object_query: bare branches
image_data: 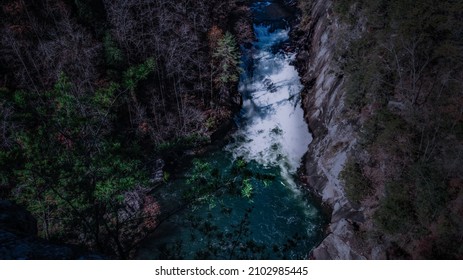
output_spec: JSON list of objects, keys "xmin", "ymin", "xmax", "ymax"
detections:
[{"xmin": 1, "ymin": 0, "xmax": 101, "ymax": 94}]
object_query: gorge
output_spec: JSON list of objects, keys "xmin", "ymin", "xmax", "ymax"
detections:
[
  {"xmin": 136, "ymin": 0, "xmax": 327, "ymax": 260},
  {"xmin": 1, "ymin": 0, "xmax": 462, "ymax": 260}
]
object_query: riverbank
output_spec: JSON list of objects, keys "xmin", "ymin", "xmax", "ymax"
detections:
[
  {"xmin": 135, "ymin": 0, "xmax": 327, "ymax": 260},
  {"xmin": 0, "ymin": 0, "xmax": 253, "ymax": 259}
]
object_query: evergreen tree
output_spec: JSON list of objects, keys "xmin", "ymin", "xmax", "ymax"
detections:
[{"xmin": 212, "ymin": 32, "xmax": 241, "ymax": 103}]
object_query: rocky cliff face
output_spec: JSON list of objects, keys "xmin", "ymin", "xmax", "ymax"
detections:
[
  {"xmin": 295, "ymin": 0, "xmax": 463, "ymax": 260},
  {"xmin": 294, "ymin": 0, "xmax": 378, "ymax": 260}
]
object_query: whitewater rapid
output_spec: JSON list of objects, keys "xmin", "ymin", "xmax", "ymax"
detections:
[{"xmin": 226, "ymin": 25, "xmax": 312, "ymax": 191}]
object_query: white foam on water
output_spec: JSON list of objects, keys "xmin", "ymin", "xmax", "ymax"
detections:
[{"xmin": 227, "ymin": 25, "xmax": 312, "ymax": 192}]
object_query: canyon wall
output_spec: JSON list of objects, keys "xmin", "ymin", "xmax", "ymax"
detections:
[
  {"xmin": 294, "ymin": 0, "xmax": 379, "ymax": 259},
  {"xmin": 294, "ymin": 0, "xmax": 463, "ymax": 260}
]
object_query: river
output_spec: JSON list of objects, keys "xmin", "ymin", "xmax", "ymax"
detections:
[{"xmin": 136, "ymin": 0, "xmax": 326, "ymax": 260}]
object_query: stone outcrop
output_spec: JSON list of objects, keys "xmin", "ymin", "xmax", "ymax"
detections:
[{"xmin": 294, "ymin": 0, "xmax": 372, "ymax": 259}]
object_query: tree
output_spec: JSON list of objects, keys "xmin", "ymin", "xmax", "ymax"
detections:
[
  {"xmin": 0, "ymin": 70, "xmax": 160, "ymax": 258},
  {"xmin": 212, "ymin": 32, "xmax": 241, "ymax": 105}
]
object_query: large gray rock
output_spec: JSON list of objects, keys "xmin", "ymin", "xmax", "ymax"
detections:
[{"xmin": 294, "ymin": 0, "xmax": 376, "ymax": 259}]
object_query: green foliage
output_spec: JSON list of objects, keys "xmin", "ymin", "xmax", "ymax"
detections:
[
  {"xmin": 186, "ymin": 160, "xmax": 216, "ymax": 186},
  {"xmin": 212, "ymin": 32, "xmax": 241, "ymax": 99},
  {"xmin": 163, "ymin": 171, "xmax": 170, "ymax": 183},
  {"xmin": 335, "ymin": 0, "xmax": 463, "ymax": 112},
  {"xmin": 340, "ymin": 35, "xmax": 392, "ymax": 110},
  {"xmin": 185, "ymin": 159, "xmax": 221, "ymax": 205},
  {"xmin": 241, "ymin": 178, "xmax": 253, "ymax": 199},
  {"xmin": 123, "ymin": 58, "xmax": 156, "ymax": 91},
  {"xmin": 103, "ymin": 33, "xmax": 125, "ymax": 68},
  {"xmin": 93, "ymin": 149, "xmax": 147, "ymax": 203},
  {"xmin": 423, "ymin": 212, "xmax": 463, "ymax": 259},
  {"xmin": 214, "ymin": 32, "xmax": 240, "ymax": 82},
  {"xmin": 334, "ymin": 0, "xmax": 351, "ymax": 16},
  {"xmin": 12, "ymin": 90, "xmax": 28, "ymax": 108},
  {"xmin": 182, "ymin": 158, "xmax": 277, "ymax": 208},
  {"xmin": 2, "ymin": 73, "xmax": 150, "ymax": 256},
  {"xmin": 53, "ymin": 73, "xmax": 76, "ymax": 118},
  {"xmin": 374, "ymin": 162, "xmax": 451, "ymax": 235},
  {"xmin": 409, "ymin": 162, "xmax": 448, "ymax": 225},
  {"xmin": 234, "ymin": 157, "xmax": 247, "ymax": 170},
  {"xmin": 344, "ymin": 0, "xmax": 462, "ymax": 248},
  {"xmin": 340, "ymin": 159, "xmax": 372, "ymax": 203},
  {"xmin": 377, "ymin": 112, "xmax": 409, "ymax": 146},
  {"xmin": 93, "ymin": 82, "xmax": 120, "ymax": 108},
  {"xmin": 360, "ymin": 109, "xmax": 409, "ymax": 148},
  {"xmin": 155, "ymin": 134, "xmax": 209, "ymax": 154},
  {"xmin": 333, "ymin": 0, "xmax": 359, "ymax": 24},
  {"xmin": 205, "ymin": 117, "xmax": 216, "ymax": 130},
  {"xmin": 374, "ymin": 181, "xmax": 415, "ymax": 234}
]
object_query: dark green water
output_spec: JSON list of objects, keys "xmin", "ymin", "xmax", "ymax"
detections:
[{"xmin": 136, "ymin": 0, "xmax": 326, "ymax": 260}]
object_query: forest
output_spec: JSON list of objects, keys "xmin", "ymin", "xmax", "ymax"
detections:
[
  {"xmin": 1, "ymin": 0, "xmax": 462, "ymax": 260},
  {"xmin": 322, "ymin": 0, "xmax": 462, "ymax": 258},
  {"xmin": 0, "ymin": 0, "xmax": 249, "ymax": 258}
]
